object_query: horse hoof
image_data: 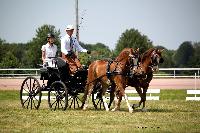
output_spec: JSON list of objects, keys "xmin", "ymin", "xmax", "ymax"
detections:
[
  {"xmin": 132, "ymin": 104, "xmax": 139, "ymax": 109},
  {"xmin": 141, "ymin": 108, "xmax": 147, "ymax": 112},
  {"xmin": 82, "ymin": 105, "xmax": 88, "ymax": 110},
  {"xmin": 132, "ymin": 104, "xmax": 136, "ymax": 109},
  {"xmin": 111, "ymin": 108, "xmax": 116, "ymax": 112},
  {"xmin": 129, "ymin": 109, "xmax": 133, "ymax": 113}
]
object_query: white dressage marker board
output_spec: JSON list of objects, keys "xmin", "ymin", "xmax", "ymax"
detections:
[
  {"xmin": 124, "ymin": 89, "xmax": 160, "ymax": 101},
  {"xmin": 186, "ymin": 90, "xmax": 200, "ymax": 101},
  {"xmin": 101, "ymin": 89, "xmax": 160, "ymax": 101}
]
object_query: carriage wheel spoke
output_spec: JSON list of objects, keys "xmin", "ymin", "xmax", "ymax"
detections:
[
  {"xmin": 54, "ymin": 102, "xmax": 58, "ymax": 111},
  {"xmin": 96, "ymin": 99, "xmax": 101, "ymax": 106},
  {"xmin": 23, "ymin": 88, "xmax": 29, "ymax": 94},
  {"xmin": 57, "ymin": 100, "xmax": 59, "ymax": 109},
  {"xmin": 31, "ymin": 80, "xmax": 36, "ymax": 91},
  {"xmin": 100, "ymin": 101, "xmax": 102, "ymax": 109},
  {"xmin": 69, "ymin": 98, "xmax": 74, "ymax": 108},
  {"xmin": 51, "ymin": 100, "xmax": 57, "ymax": 107},
  {"xmin": 33, "ymin": 99, "xmax": 37, "ymax": 108},
  {"xmin": 33, "ymin": 96, "xmax": 39, "ymax": 102},
  {"xmin": 25, "ymin": 82, "xmax": 30, "ymax": 91},
  {"xmin": 29, "ymin": 79, "xmax": 32, "ymax": 92},
  {"xmin": 76, "ymin": 97, "xmax": 80, "ymax": 108},
  {"xmin": 26, "ymin": 97, "xmax": 31, "ymax": 109},
  {"xmin": 59, "ymin": 100, "xmax": 64, "ymax": 109},
  {"xmin": 30, "ymin": 98, "xmax": 33, "ymax": 109},
  {"xmin": 23, "ymin": 96, "xmax": 30, "ymax": 105}
]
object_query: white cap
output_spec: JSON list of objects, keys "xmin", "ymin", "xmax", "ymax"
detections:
[{"xmin": 66, "ymin": 25, "xmax": 74, "ymax": 31}]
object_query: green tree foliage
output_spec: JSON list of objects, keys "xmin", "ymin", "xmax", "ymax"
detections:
[
  {"xmin": 79, "ymin": 42, "xmax": 111, "ymax": 65},
  {"xmin": 188, "ymin": 42, "xmax": 200, "ymax": 67},
  {"xmin": 0, "ymin": 51, "xmax": 20, "ymax": 68},
  {"xmin": 115, "ymin": 28, "xmax": 153, "ymax": 55},
  {"xmin": 173, "ymin": 41, "xmax": 194, "ymax": 67},
  {"xmin": 27, "ymin": 24, "xmax": 61, "ymax": 67},
  {"xmin": 155, "ymin": 46, "xmax": 175, "ymax": 67}
]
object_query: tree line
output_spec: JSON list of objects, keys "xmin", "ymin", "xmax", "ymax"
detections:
[{"xmin": 0, "ymin": 24, "xmax": 200, "ymax": 69}]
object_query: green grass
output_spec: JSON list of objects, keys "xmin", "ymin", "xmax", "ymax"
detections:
[{"xmin": 0, "ymin": 90, "xmax": 200, "ymax": 133}]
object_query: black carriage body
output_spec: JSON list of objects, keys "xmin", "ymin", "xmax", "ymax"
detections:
[
  {"xmin": 56, "ymin": 57, "xmax": 88, "ymax": 94},
  {"xmin": 40, "ymin": 57, "xmax": 88, "ymax": 94},
  {"xmin": 20, "ymin": 57, "xmax": 105, "ymax": 110}
]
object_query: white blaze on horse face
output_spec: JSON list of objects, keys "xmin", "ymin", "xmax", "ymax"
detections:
[{"xmin": 133, "ymin": 58, "xmax": 138, "ymax": 67}]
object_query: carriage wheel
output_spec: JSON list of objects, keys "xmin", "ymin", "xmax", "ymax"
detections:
[
  {"xmin": 68, "ymin": 93, "xmax": 83, "ymax": 109},
  {"xmin": 48, "ymin": 81, "xmax": 68, "ymax": 111},
  {"xmin": 20, "ymin": 76, "xmax": 42, "ymax": 109}
]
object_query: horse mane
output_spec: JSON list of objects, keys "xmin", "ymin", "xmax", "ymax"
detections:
[
  {"xmin": 141, "ymin": 48, "xmax": 155, "ymax": 63},
  {"xmin": 115, "ymin": 48, "xmax": 133, "ymax": 62}
]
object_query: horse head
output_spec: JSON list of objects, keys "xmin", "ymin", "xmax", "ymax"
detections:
[
  {"xmin": 149, "ymin": 48, "xmax": 164, "ymax": 72},
  {"xmin": 115, "ymin": 48, "xmax": 140, "ymax": 71},
  {"xmin": 133, "ymin": 48, "xmax": 164, "ymax": 75}
]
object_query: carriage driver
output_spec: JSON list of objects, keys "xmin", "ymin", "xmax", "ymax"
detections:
[
  {"xmin": 61, "ymin": 24, "xmax": 90, "ymax": 74},
  {"xmin": 41, "ymin": 33, "xmax": 58, "ymax": 67}
]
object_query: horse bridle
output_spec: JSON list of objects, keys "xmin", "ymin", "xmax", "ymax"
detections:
[{"xmin": 149, "ymin": 50, "xmax": 163, "ymax": 72}]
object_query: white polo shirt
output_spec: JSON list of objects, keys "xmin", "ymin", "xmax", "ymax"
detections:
[
  {"xmin": 41, "ymin": 43, "xmax": 57, "ymax": 67},
  {"xmin": 60, "ymin": 34, "xmax": 87, "ymax": 55}
]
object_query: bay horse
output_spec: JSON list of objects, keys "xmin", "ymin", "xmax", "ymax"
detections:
[
  {"xmin": 127, "ymin": 48, "xmax": 164, "ymax": 111},
  {"xmin": 82, "ymin": 48, "xmax": 139, "ymax": 113}
]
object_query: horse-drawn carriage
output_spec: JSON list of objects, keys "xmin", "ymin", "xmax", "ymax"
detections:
[
  {"xmin": 20, "ymin": 57, "xmax": 106, "ymax": 110},
  {"xmin": 20, "ymin": 48, "xmax": 164, "ymax": 112}
]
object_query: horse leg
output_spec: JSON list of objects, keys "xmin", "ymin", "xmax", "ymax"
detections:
[
  {"xmin": 141, "ymin": 88, "xmax": 147, "ymax": 112},
  {"xmin": 82, "ymin": 84, "xmax": 94, "ymax": 110},
  {"xmin": 123, "ymin": 93, "xmax": 133, "ymax": 113},
  {"xmin": 132, "ymin": 87, "xmax": 143, "ymax": 109},
  {"xmin": 108, "ymin": 84, "xmax": 115, "ymax": 108},
  {"xmin": 101, "ymin": 83, "xmax": 110, "ymax": 111},
  {"xmin": 112, "ymin": 88, "xmax": 133, "ymax": 113},
  {"xmin": 111, "ymin": 90, "xmax": 120, "ymax": 112}
]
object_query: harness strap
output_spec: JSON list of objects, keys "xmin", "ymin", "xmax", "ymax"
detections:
[{"xmin": 106, "ymin": 60, "xmax": 113, "ymax": 78}]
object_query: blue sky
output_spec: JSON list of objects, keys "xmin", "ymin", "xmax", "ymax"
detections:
[{"xmin": 0, "ymin": 0, "xmax": 200, "ymax": 50}]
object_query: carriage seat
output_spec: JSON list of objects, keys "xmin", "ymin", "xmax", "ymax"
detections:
[
  {"xmin": 40, "ymin": 67, "xmax": 49, "ymax": 80},
  {"xmin": 55, "ymin": 57, "xmax": 70, "ymax": 81},
  {"xmin": 40, "ymin": 67, "xmax": 59, "ymax": 80}
]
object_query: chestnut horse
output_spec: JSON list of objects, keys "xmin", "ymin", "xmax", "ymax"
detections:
[
  {"xmin": 127, "ymin": 48, "xmax": 164, "ymax": 111},
  {"xmin": 82, "ymin": 48, "xmax": 139, "ymax": 113}
]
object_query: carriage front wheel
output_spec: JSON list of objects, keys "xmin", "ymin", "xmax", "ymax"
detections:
[
  {"xmin": 48, "ymin": 81, "xmax": 68, "ymax": 111},
  {"xmin": 20, "ymin": 76, "xmax": 42, "ymax": 109}
]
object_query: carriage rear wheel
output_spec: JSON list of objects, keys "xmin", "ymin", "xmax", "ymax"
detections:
[
  {"xmin": 48, "ymin": 81, "xmax": 68, "ymax": 111},
  {"xmin": 20, "ymin": 76, "xmax": 42, "ymax": 109}
]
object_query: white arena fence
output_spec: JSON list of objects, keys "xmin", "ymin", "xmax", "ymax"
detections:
[
  {"xmin": 96, "ymin": 88, "xmax": 161, "ymax": 101},
  {"xmin": 23, "ymin": 88, "xmax": 160, "ymax": 101},
  {"xmin": 0, "ymin": 68, "xmax": 200, "ymax": 78}
]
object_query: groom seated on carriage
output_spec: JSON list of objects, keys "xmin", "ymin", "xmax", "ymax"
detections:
[
  {"xmin": 41, "ymin": 33, "xmax": 58, "ymax": 67},
  {"xmin": 60, "ymin": 24, "xmax": 90, "ymax": 75}
]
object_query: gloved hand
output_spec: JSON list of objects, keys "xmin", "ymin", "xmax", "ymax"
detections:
[
  {"xmin": 87, "ymin": 50, "xmax": 91, "ymax": 54},
  {"xmin": 67, "ymin": 51, "xmax": 73, "ymax": 56}
]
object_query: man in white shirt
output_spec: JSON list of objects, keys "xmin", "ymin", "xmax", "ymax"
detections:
[
  {"xmin": 41, "ymin": 33, "xmax": 57, "ymax": 67},
  {"xmin": 61, "ymin": 24, "xmax": 90, "ymax": 74}
]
